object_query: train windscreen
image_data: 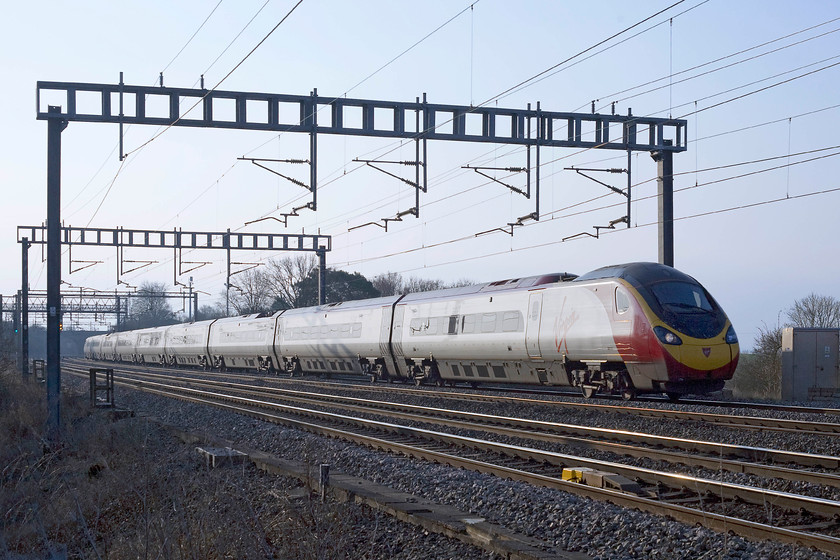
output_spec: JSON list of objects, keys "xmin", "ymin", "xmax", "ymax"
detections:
[{"xmin": 644, "ymin": 280, "xmax": 725, "ymax": 338}]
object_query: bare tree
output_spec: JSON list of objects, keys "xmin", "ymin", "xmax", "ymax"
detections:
[
  {"xmin": 123, "ymin": 282, "xmax": 176, "ymax": 329},
  {"xmin": 372, "ymin": 272, "xmax": 475, "ymax": 296},
  {"xmin": 265, "ymin": 255, "xmax": 317, "ymax": 309},
  {"xmin": 786, "ymin": 293, "xmax": 840, "ymax": 328},
  {"xmin": 371, "ymin": 272, "xmax": 402, "ymax": 296},
  {"xmin": 730, "ymin": 322, "xmax": 783, "ymax": 399},
  {"xmin": 449, "ymin": 277, "xmax": 475, "ymax": 288},
  {"xmin": 297, "ymin": 269, "xmax": 380, "ymax": 306},
  {"xmin": 404, "ymin": 277, "xmax": 445, "ymax": 293},
  {"xmin": 228, "ymin": 268, "xmax": 273, "ymax": 315},
  {"xmin": 197, "ymin": 303, "xmax": 227, "ymax": 320}
]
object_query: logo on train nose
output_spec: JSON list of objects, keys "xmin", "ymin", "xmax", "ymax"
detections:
[{"xmin": 702, "ymin": 347, "xmax": 711, "ymax": 357}]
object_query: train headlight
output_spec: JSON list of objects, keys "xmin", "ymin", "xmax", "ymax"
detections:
[
  {"xmin": 725, "ymin": 325, "xmax": 738, "ymax": 344},
  {"xmin": 654, "ymin": 326, "xmax": 682, "ymax": 345}
]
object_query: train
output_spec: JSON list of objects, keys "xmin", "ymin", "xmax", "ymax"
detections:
[{"xmin": 84, "ymin": 262, "xmax": 740, "ymax": 400}]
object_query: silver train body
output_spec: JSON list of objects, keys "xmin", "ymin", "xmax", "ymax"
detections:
[{"xmin": 84, "ymin": 263, "xmax": 739, "ymax": 397}]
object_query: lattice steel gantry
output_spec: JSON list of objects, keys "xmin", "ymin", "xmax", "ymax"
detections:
[{"xmin": 36, "ymin": 78, "xmax": 687, "ymax": 439}]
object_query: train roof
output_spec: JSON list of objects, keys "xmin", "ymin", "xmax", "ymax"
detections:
[
  {"xmin": 282, "ymin": 294, "xmax": 404, "ymax": 316},
  {"xmin": 574, "ymin": 262, "xmax": 699, "ymax": 285},
  {"xmin": 399, "ymin": 272, "xmax": 578, "ymax": 303},
  {"xmin": 282, "ymin": 272, "xmax": 579, "ymax": 312}
]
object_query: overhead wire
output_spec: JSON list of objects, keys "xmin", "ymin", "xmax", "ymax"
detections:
[
  {"xmin": 192, "ymin": 64, "xmax": 840, "ymax": 285},
  {"xmin": 114, "ymin": 1, "xmax": 480, "ymax": 285},
  {"xmin": 162, "ymin": 0, "xmax": 225, "ymax": 74},
  {"xmin": 368, "ymin": 185, "xmax": 840, "ymax": 277},
  {"xmin": 322, "ymin": 143, "xmax": 840, "ymax": 270},
  {"xmin": 472, "ymin": 0, "xmax": 691, "ymax": 109},
  {"xmin": 194, "ymin": 52, "xmax": 840, "ymax": 287},
  {"xmin": 245, "ymin": 0, "xmax": 699, "ymax": 227},
  {"xmin": 68, "ymin": 0, "xmax": 305, "ymax": 288},
  {"xmin": 248, "ymin": 0, "xmax": 698, "ymax": 230},
  {"xmin": 63, "ymin": 1, "xmax": 229, "ymax": 220},
  {"xmin": 122, "ymin": 0, "xmax": 305, "ymax": 159},
  {"xmin": 595, "ymin": 16, "xmax": 840, "ymax": 109},
  {"xmin": 77, "ymin": 0, "xmax": 306, "ymax": 280},
  {"xmin": 193, "ymin": 0, "xmax": 272, "ymax": 86},
  {"xmin": 86, "ymin": 4, "xmax": 840, "ymax": 293},
  {"xmin": 185, "ymin": 140, "xmax": 840, "ymax": 286},
  {"xmin": 605, "ymin": 27, "xmax": 840, "ymax": 110},
  {"xmin": 306, "ymin": 3, "xmax": 835, "ymax": 234},
  {"xmin": 166, "ymin": 0, "xmax": 480, "ymax": 227}
]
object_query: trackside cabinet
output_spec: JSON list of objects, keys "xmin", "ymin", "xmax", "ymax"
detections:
[{"xmin": 781, "ymin": 328, "xmax": 840, "ymax": 401}]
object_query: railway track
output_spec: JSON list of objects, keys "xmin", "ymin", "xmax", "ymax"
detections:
[
  {"xmin": 75, "ymin": 358, "xmax": 840, "ymax": 434},
  {"xmin": 76, "ymin": 365, "xmax": 840, "ymax": 480},
  {"xmin": 66, "ymin": 363, "xmax": 840, "ymax": 555}
]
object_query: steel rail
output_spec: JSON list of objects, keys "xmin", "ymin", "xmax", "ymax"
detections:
[
  {"xmin": 73, "ymin": 358, "xmax": 840, "ymax": 433},
  {"xmin": 67, "ymin": 367, "xmax": 840, "ymax": 520},
  {"xmin": 92, "ymin": 366, "xmax": 840, "ymax": 479},
  {"xmin": 66, "ymin": 367, "xmax": 840, "ymax": 556}
]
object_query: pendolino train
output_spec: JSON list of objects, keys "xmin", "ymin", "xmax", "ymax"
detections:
[{"xmin": 84, "ymin": 262, "xmax": 739, "ymax": 400}]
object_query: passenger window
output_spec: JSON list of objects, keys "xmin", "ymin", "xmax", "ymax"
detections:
[
  {"xmin": 481, "ymin": 313, "xmax": 497, "ymax": 333},
  {"xmin": 448, "ymin": 316, "xmax": 458, "ymax": 335},
  {"xmin": 462, "ymin": 315, "xmax": 475, "ymax": 334},
  {"xmin": 502, "ymin": 311, "xmax": 521, "ymax": 332},
  {"xmin": 615, "ymin": 288, "xmax": 630, "ymax": 314}
]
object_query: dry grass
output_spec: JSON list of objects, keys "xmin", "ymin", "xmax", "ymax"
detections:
[{"xmin": 0, "ymin": 368, "xmax": 397, "ymax": 559}]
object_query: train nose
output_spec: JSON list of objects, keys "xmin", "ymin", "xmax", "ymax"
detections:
[{"xmin": 677, "ymin": 340, "xmax": 733, "ymax": 375}]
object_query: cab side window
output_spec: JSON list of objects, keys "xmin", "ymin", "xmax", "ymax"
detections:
[{"xmin": 615, "ymin": 288, "xmax": 630, "ymax": 314}]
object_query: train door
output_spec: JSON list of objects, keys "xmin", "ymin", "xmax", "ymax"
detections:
[
  {"xmin": 526, "ymin": 292, "xmax": 543, "ymax": 359},
  {"xmin": 379, "ymin": 305, "xmax": 400, "ymax": 378},
  {"xmin": 390, "ymin": 305, "xmax": 408, "ymax": 377}
]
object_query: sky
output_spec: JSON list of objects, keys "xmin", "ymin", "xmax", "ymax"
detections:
[{"xmin": 1, "ymin": 0, "xmax": 838, "ymax": 348}]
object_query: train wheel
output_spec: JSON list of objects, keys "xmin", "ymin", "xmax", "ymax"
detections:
[
  {"xmin": 621, "ymin": 387, "xmax": 636, "ymax": 401},
  {"xmin": 581, "ymin": 385, "xmax": 597, "ymax": 399},
  {"xmin": 617, "ymin": 372, "xmax": 636, "ymax": 401},
  {"xmin": 666, "ymin": 392, "xmax": 681, "ymax": 403}
]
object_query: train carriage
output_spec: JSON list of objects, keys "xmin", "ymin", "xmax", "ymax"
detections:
[
  {"xmin": 208, "ymin": 313, "xmax": 279, "ymax": 371},
  {"xmin": 135, "ymin": 326, "xmax": 169, "ymax": 365},
  {"xmin": 84, "ymin": 334, "xmax": 102, "ymax": 359},
  {"xmin": 275, "ymin": 296, "xmax": 402, "ymax": 378},
  {"xmin": 99, "ymin": 333, "xmax": 117, "ymax": 361},
  {"xmin": 393, "ymin": 274, "xmax": 574, "ymax": 386},
  {"xmin": 84, "ymin": 262, "xmax": 739, "ymax": 399},
  {"xmin": 563, "ymin": 263, "xmax": 739, "ymax": 398},
  {"xmin": 113, "ymin": 330, "xmax": 139, "ymax": 362},
  {"xmin": 163, "ymin": 320, "xmax": 215, "ymax": 368}
]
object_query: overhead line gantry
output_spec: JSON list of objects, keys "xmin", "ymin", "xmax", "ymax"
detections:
[{"xmin": 36, "ymin": 78, "xmax": 686, "ymax": 439}]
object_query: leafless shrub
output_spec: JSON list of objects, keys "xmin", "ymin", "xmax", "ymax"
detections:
[
  {"xmin": 786, "ymin": 292, "xmax": 840, "ymax": 328},
  {"xmin": 0, "ymin": 370, "xmax": 387, "ymax": 559},
  {"xmin": 728, "ymin": 322, "xmax": 782, "ymax": 400}
]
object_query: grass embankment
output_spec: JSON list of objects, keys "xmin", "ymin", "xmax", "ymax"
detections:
[{"xmin": 0, "ymin": 368, "xmax": 388, "ymax": 559}]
